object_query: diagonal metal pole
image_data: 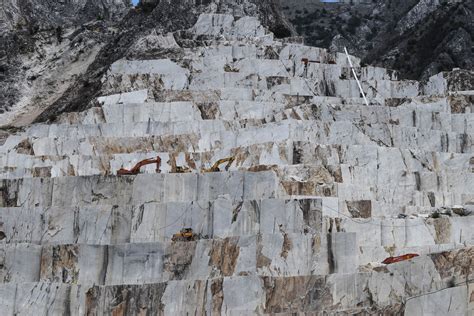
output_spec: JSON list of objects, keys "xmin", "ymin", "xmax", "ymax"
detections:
[{"xmin": 344, "ymin": 47, "xmax": 369, "ymax": 106}]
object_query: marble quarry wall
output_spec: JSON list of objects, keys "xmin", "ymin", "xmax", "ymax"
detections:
[{"xmin": 0, "ymin": 13, "xmax": 473, "ymax": 315}]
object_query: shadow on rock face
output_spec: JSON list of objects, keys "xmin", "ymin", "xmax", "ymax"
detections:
[
  {"xmin": 270, "ymin": 23, "xmax": 293, "ymax": 38},
  {"xmin": 31, "ymin": 0, "xmax": 295, "ymax": 125}
]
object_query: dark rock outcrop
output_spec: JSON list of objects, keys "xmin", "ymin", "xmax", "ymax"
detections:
[
  {"xmin": 283, "ymin": 0, "xmax": 473, "ymax": 80},
  {"xmin": 0, "ymin": 0, "xmax": 295, "ymax": 127}
]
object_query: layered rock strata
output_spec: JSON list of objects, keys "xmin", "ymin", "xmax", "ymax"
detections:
[{"xmin": 0, "ymin": 14, "xmax": 473, "ymax": 315}]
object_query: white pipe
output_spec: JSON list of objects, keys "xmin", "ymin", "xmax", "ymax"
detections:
[{"xmin": 344, "ymin": 47, "xmax": 369, "ymax": 106}]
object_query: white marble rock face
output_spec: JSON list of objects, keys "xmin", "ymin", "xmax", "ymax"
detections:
[{"xmin": 0, "ymin": 13, "xmax": 473, "ymax": 315}]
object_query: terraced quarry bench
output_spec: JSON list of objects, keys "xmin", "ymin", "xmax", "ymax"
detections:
[{"xmin": 0, "ymin": 13, "xmax": 473, "ymax": 315}]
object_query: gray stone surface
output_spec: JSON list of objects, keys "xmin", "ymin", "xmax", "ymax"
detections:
[{"xmin": 0, "ymin": 13, "xmax": 473, "ymax": 315}]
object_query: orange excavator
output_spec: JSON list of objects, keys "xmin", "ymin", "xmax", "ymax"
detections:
[
  {"xmin": 117, "ymin": 156, "xmax": 161, "ymax": 176},
  {"xmin": 382, "ymin": 253, "xmax": 419, "ymax": 265}
]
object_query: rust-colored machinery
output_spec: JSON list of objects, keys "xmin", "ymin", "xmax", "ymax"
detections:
[
  {"xmin": 301, "ymin": 58, "xmax": 321, "ymax": 77},
  {"xmin": 382, "ymin": 253, "xmax": 419, "ymax": 265},
  {"xmin": 117, "ymin": 156, "xmax": 161, "ymax": 176},
  {"xmin": 301, "ymin": 58, "xmax": 321, "ymax": 66},
  {"xmin": 172, "ymin": 228, "xmax": 195, "ymax": 242},
  {"xmin": 203, "ymin": 157, "xmax": 235, "ymax": 173},
  {"xmin": 301, "ymin": 57, "xmax": 336, "ymax": 68}
]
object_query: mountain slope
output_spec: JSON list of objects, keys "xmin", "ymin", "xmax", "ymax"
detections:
[
  {"xmin": 0, "ymin": 0, "xmax": 131, "ymax": 126},
  {"xmin": 0, "ymin": 0, "xmax": 294, "ymax": 127},
  {"xmin": 0, "ymin": 11, "xmax": 473, "ymax": 315},
  {"xmin": 283, "ymin": 0, "xmax": 473, "ymax": 80}
]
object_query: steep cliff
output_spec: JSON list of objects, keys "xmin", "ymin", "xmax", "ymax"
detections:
[
  {"xmin": 0, "ymin": 0, "xmax": 294, "ymax": 128},
  {"xmin": 284, "ymin": 0, "xmax": 473, "ymax": 80},
  {"xmin": 1, "ymin": 7, "xmax": 474, "ymax": 314},
  {"xmin": 0, "ymin": 0, "xmax": 130, "ymax": 32},
  {"xmin": 0, "ymin": 0, "xmax": 131, "ymax": 127},
  {"xmin": 1, "ymin": 12, "xmax": 474, "ymax": 314}
]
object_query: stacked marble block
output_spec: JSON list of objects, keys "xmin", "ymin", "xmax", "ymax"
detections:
[{"xmin": 0, "ymin": 14, "xmax": 473, "ymax": 314}]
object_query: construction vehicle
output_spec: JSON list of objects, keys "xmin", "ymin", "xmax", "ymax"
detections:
[
  {"xmin": 301, "ymin": 58, "xmax": 321, "ymax": 66},
  {"xmin": 202, "ymin": 157, "xmax": 235, "ymax": 173},
  {"xmin": 172, "ymin": 228, "xmax": 195, "ymax": 241},
  {"xmin": 301, "ymin": 57, "xmax": 337, "ymax": 65},
  {"xmin": 174, "ymin": 166, "xmax": 192, "ymax": 173},
  {"xmin": 382, "ymin": 253, "xmax": 419, "ymax": 265},
  {"xmin": 117, "ymin": 156, "xmax": 161, "ymax": 176},
  {"xmin": 169, "ymin": 155, "xmax": 193, "ymax": 173},
  {"xmin": 301, "ymin": 58, "xmax": 320, "ymax": 77}
]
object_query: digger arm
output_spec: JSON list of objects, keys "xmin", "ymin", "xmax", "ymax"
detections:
[
  {"xmin": 130, "ymin": 157, "xmax": 161, "ymax": 173},
  {"xmin": 118, "ymin": 156, "xmax": 161, "ymax": 175},
  {"xmin": 301, "ymin": 58, "xmax": 321, "ymax": 64},
  {"xmin": 206, "ymin": 157, "xmax": 235, "ymax": 172}
]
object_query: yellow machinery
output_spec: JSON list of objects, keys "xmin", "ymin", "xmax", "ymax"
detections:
[
  {"xmin": 203, "ymin": 157, "xmax": 235, "ymax": 173},
  {"xmin": 172, "ymin": 228, "xmax": 195, "ymax": 241}
]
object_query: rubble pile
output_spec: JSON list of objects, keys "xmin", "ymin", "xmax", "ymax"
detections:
[{"xmin": 0, "ymin": 14, "xmax": 473, "ymax": 315}]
